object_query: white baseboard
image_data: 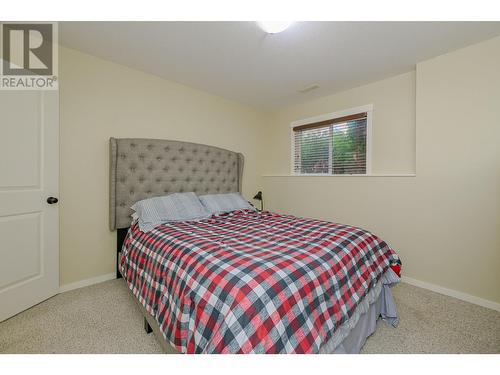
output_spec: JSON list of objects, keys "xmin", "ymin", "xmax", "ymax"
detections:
[
  {"xmin": 401, "ymin": 276, "xmax": 500, "ymax": 312},
  {"xmin": 59, "ymin": 273, "xmax": 116, "ymax": 293}
]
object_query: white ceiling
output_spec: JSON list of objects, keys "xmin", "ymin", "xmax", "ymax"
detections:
[{"xmin": 60, "ymin": 22, "xmax": 500, "ymax": 109}]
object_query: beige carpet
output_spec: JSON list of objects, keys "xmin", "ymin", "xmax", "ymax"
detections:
[{"xmin": 0, "ymin": 280, "xmax": 499, "ymax": 354}]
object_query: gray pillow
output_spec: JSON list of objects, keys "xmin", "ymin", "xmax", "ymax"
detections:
[
  {"xmin": 131, "ymin": 192, "xmax": 211, "ymax": 232},
  {"xmin": 198, "ymin": 193, "xmax": 255, "ymax": 215}
]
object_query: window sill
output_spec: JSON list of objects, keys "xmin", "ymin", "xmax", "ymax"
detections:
[{"xmin": 262, "ymin": 174, "xmax": 416, "ymax": 178}]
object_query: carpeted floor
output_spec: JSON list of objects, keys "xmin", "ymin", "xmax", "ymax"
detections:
[{"xmin": 0, "ymin": 280, "xmax": 499, "ymax": 354}]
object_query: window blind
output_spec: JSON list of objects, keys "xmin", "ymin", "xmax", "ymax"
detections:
[{"xmin": 293, "ymin": 112, "xmax": 367, "ymax": 175}]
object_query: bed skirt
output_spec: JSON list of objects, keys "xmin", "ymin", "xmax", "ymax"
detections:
[{"xmin": 320, "ymin": 268, "xmax": 400, "ymax": 354}]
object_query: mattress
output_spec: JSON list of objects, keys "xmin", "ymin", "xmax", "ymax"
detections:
[{"xmin": 120, "ymin": 209, "xmax": 401, "ymax": 353}]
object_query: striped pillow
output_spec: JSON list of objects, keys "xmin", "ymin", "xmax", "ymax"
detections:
[
  {"xmin": 198, "ymin": 193, "xmax": 255, "ymax": 215},
  {"xmin": 131, "ymin": 192, "xmax": 211, "ymax": 232}
]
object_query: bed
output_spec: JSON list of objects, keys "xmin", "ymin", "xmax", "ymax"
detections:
[{"xmin": 109, "ymin": 137, "xmax": 401, "ymax": 354}]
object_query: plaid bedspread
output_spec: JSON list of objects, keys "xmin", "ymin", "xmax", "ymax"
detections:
[{"xmin": 120, "ymin": 210, "xmax": 400, "ymax": 353}]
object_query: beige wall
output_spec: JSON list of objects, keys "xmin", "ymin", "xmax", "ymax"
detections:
[
  {"xmin": 263, "ymin": 71, "xmax": 416, "ymax": 175},
  {"xmin": 60, "ymin": 36, "xmax": 500, "ymax": 305},
  {"xmin": 59, "ymin": 47, "xmax": 267, "ymax": 286},
  {"xmin": 262, "ymin": 36, "xmax": 500, "ymax": 304}
]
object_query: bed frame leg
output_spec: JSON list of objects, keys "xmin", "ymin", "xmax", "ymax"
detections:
[{"xmin": 144, "ymin": 317, "xmax": 153, "ymax": 334}]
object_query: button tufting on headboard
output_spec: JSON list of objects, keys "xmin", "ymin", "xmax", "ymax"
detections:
[{"xmin": 109, "ymin": 137, "xmax": 244, "ymax": 230}]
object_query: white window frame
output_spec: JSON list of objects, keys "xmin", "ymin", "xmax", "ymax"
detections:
[{"xmin": 290, "ymin": 104, "xmax": 373, "ymax": 176}]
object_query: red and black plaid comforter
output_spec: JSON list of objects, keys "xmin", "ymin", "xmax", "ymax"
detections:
[{"xmin": 120, "ymin": 210, "xmax": 400, "ymax": 353}]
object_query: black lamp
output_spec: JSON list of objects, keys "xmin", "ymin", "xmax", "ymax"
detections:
[{"xmin": 253, "ymin": 191, "xmax": 263, "ymax": 211}]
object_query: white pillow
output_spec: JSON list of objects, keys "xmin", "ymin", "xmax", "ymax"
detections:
[
  {"xmin": 131, "ymin": 192, "xmax": 211, "ymax": 232},
  {"xmin": 198, "ymin": 193, "xmax": 255, "ymax": 215}
]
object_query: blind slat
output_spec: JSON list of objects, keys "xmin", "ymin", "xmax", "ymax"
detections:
[
  {"xmin": 292, "ymin": 112, "xmax": 367, "ymax": 132},
  {"xmin": 293, "ymin": 114, "xmax": 367, "ymax": 175}
]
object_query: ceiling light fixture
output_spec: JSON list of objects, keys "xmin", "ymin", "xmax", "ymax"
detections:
[{"xmin": 257, "ymin": 21, "xmax": 293, "ymax": 34}]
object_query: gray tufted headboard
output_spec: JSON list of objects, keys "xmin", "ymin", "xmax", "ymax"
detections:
[{"xmin": 109, "ymin": 137, "xmax": 244, "ymax": 230}]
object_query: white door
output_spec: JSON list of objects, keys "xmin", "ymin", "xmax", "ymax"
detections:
[{"xmin": 0, "ymin": 90, "xmax": 59, "ymax": 322}]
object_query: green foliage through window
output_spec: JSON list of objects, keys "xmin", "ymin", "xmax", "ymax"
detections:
[{"xmin": 295, "ymin": 118, "xmax": 367, "ymax": 174}]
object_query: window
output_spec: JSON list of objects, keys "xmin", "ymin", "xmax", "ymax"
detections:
[{"xmin": 291, "ymin": 106, "xmax": 371, "ymax": 175}]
